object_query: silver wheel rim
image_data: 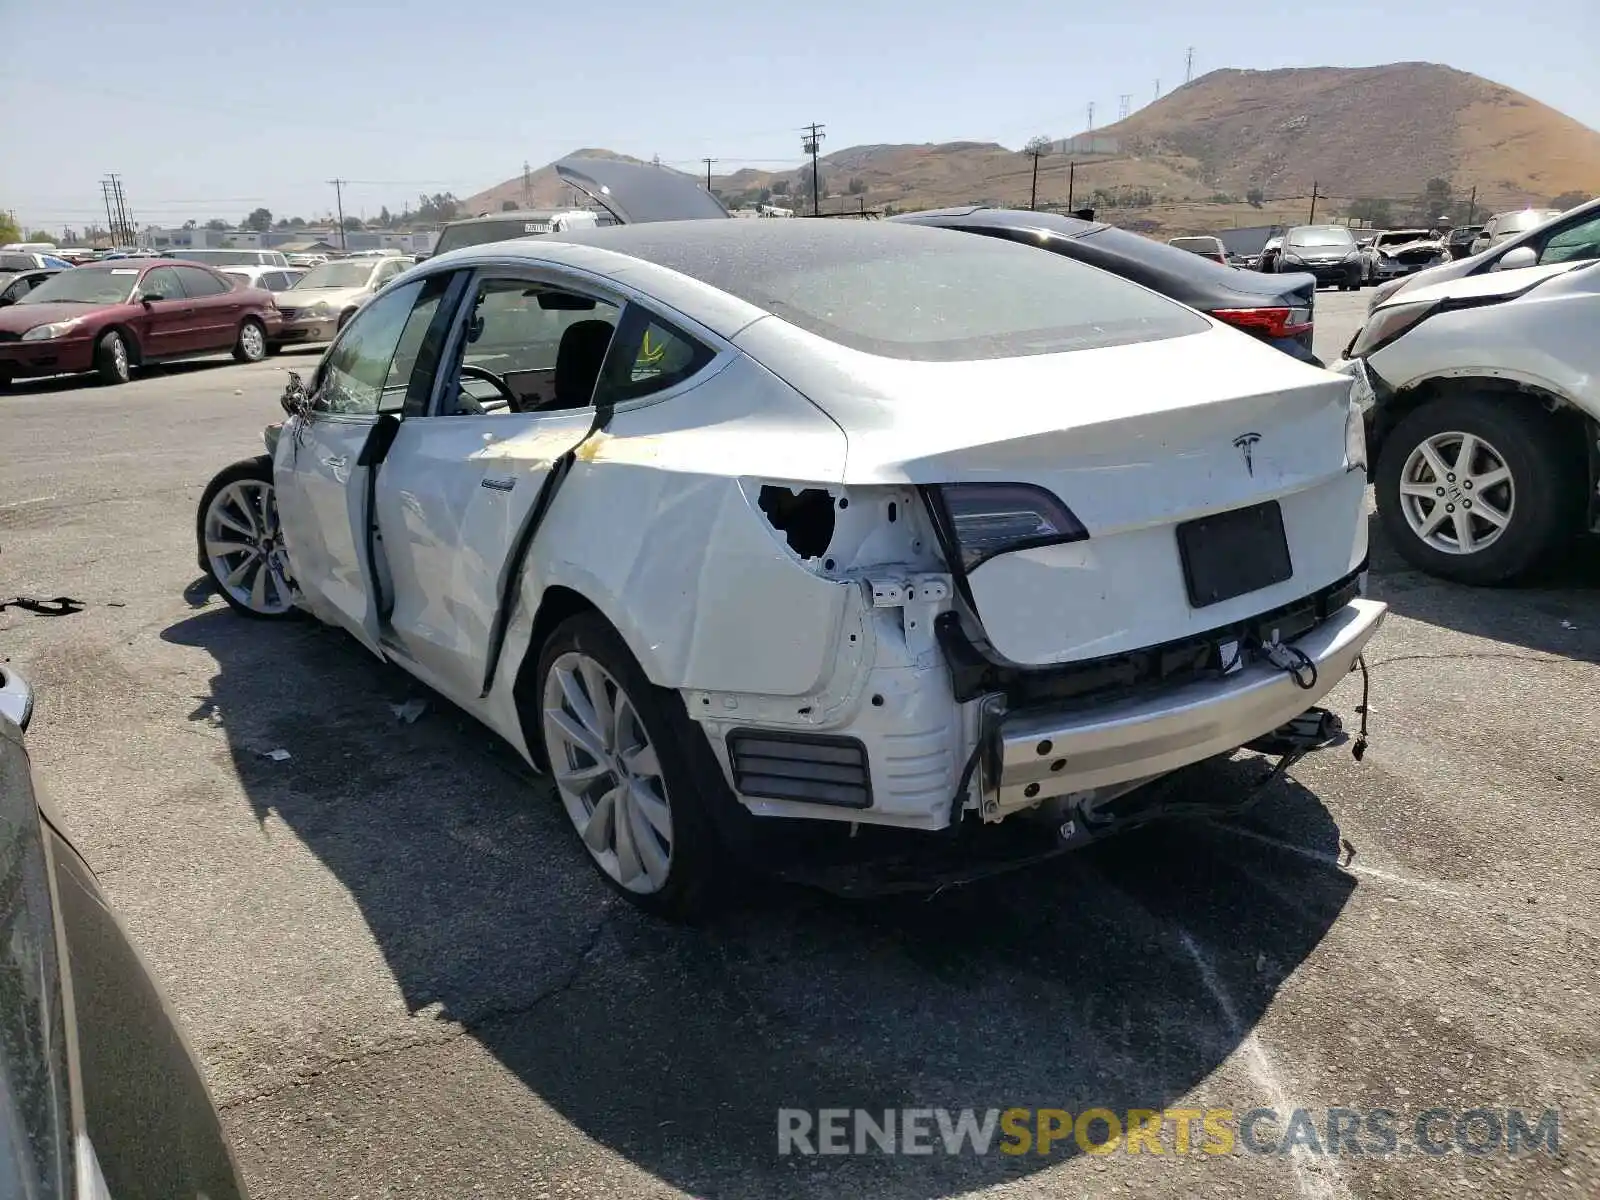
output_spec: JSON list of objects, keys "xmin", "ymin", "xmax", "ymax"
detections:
[
  {"xmin": 204, "ymin": 479, "xmax": 294, "ymax": 614},
  {"xmin": 1398, "ymin": 430, "xmax": 1515, "ymax": 556},
  {"xmin": 240, "ymin": 323, "xmax": 265, "ymax": 359},
  {"xmin": 542, "ymin": 651, "xmax": 674, "ymax": 894},
  {"xmin": 109, "ymin": 335, "xmax": 128, "ymax": 378}
]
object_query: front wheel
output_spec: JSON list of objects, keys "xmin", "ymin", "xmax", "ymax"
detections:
[
  {"xmin": 94, "ymin": 329, "xmax": 132, "ymax": 385},
  {"xmin": 534, "ymin": 613, "xmax": 729, "ymax": 919},
  {"xmin": 196, "ymin": 456, "xmax": 298, "ymax": 618},
  {"xmin": 1375, "ymin": 395, "xmax": 1583, "ymax": 585},
  {"xmin": 233, "ymin": 318, "xmax": 267, "ymax": 363}
]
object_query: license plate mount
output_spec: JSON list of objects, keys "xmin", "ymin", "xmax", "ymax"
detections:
[{"xmin": 1177, "ymin": 501, "xmax": 1293, "ymax": 608}]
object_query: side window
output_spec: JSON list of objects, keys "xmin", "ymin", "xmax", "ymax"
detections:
[
  {"xmin": 138, "ymin": 266, "xmax": 182, "ymax": 301},
  {"xmin": 442, "ymin": 277, "xmax": 621, "ymax": 414},
  {"xmin": 600, "ymin": 309, "xmax": 717, "ymax": 405},
  {"xmin": 317, "ymin": 280, "xmax": 431, "ymax": 416},
  {"xmin": 1538, "ymin": 214, "xmax": 1600, "ymax": 265},
  {"xmin": 376, "ymin": 260, "xmax": 405, "ymax": 286},
  {"xmin": 174, "ymin": 266, "xmax": 227, "ymax": 297},
  {"xmin": 384, "ymin": 272, "xmax": 461, "ymax": 415},
  {"xmin": 4, "ymin": 277, "xmax": 31, "ymax": 302}
]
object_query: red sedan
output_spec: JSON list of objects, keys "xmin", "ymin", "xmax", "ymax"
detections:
[{"xmin": 0, "ymin": 259, "xmax": 283, "ymax": 388}]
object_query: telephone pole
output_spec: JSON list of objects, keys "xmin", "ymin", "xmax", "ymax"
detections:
[
  {"xmin": 100, "ymin": 179, "xmax": 117, "ymax": 245},
  {"xmin": 522, "ymin": 160, "xmax": 531, "ymax": 208},
  {"xmin": 1119, "ymin": 93, "xmax": 1132, "ymax": 121},
  {"xmin": 1466, "ymin": 185, "xmax": 1477, "ymax": 224},
  {"xmin": 102, "ymin": 174, "xmax": 132, "ymax": 246},
  {"xmin": 328, "ymin": 179, "xmax": 348, "ymax": 250},
  {"xmin": 702, "ymin": 157, "xmax": 718, "ymax": 191},
  {"xmin": 1154, "ymin": 78, "xmax": 1161, "ymax": 101},
  {"xmin": 1308, "ymin": 180, "xmax": 1319, "ymax": 224},
  {"xmin": 1067, "ymin": 161, "xmax": 1076, "ymax": 211},
  {"xmin": 802, "ymin": 123, "xmax": 825, "ymax": 217},
  {"xmin": 1086, "ymin": 101, "xmax": 1095, "ymax": 132},
  {"xmin": 1185, "ymin": 47, "xmax": 1195, "ymax": 83}
]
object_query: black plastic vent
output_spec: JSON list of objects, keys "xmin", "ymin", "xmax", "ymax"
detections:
[{"xmin": 727, "ymin": 730, "xmax": 872, "ymax": 809}]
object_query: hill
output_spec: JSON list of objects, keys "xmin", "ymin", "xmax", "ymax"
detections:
[{"xmin": 459, "ymin": 63, "xmax": 1600, "ymax": 235}]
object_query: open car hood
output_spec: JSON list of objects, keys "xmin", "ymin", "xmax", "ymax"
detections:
[{"xmin": 554, "ymin": 157, "xmax": 730, "ymax": 225}]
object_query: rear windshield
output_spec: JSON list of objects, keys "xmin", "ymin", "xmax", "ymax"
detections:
[
  {"xmin": 168, "ymin": 249, "xmax": 263, "ymax": 266},
  {"xmin": 1170, "ymin": 237, "xmax": 1221, "ymax": 250},
  {"xmin": 434, "ymin": 219, "xmax": 552, "ymax": 255},
  {"xmin": 573, "ymin": 223, "xmax": 1204, "ymax": 361},
  {"xmin": 1288, "ymin": 226, "xmax": 1356, "ymax": 248}
]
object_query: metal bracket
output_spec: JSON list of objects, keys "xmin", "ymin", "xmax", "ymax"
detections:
[{"xmin": 866, "ymin": 573, "xmax": 951, "ymax": 660}]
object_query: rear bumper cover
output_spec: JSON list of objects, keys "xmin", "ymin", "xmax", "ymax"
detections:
[{"xmin": 990, "ymin": 598, "xmax": 1385, "ymax": 809}]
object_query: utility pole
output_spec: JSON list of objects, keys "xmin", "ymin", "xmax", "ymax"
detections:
[
  {"xmin": 1067, "ymin": 161, "xmax": 1076, "ymax": 211},
  {"xmin": 1466, "ymin": 185, "xmax": 1477, "ymax": 224},
  {"xmin": 1185, "ymin": 47, "xmax": 1195, "ymax": 83},
  {"xmin": 1119, "ymin": 94, "xmax": 1132, "ymax": 121},
  {"xmin": 1086, "ymin": 101, "xmax": 1095, "ymax": 132},
  {"xmin": 652, "ymin": 153, "xmax": 661, "ymax": 169},
  {"xmin": 1154, "ymin": 78, "xmax": 1161, "ymax": 101},
  {"xmin": 702, "ymin": 157, "xmax": 718, "ymax": 191},
  {"xmin": 522, "ymin": 160, "xmax": 531, "ymax": 208},
  {"xmin": 100, "ymin": 180, "xmax": 117, "ymax": 245},
  {"xmin": 1308, "ymin": 180, "xmax": 1319, "ymax": 223},
  {"xmin": 802, "ymin": 123, "xmax": 825, "ymax": 217},
  {"xmin": 107, "ymin": 174, "xmax": 131, "ymax": 246},
  {"xmin": 328, "ymin": 179, "xmax": 347, "ymax": 251}
]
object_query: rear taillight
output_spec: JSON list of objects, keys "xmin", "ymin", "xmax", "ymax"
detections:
[
  {"xmin": 1210, "ymin": 252, "xmax": 1228, "ymax": 265},
  {"xmin": 1210, "ymin": 306, "xmax": 1313, "ymax": 339},
  {"xmin": 931, "ymin": 483, "xmax": 1089, "ymax": 571}
]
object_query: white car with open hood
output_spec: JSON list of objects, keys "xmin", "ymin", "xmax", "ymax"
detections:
[{"xmin": 195, "ymin": 160, "xmax": 1385, "ymax": 916}]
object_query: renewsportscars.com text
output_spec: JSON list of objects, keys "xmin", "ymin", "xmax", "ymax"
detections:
[{"xmin": 776, "ymin": 1106, "xmax": 1562, "ymax": 1158}]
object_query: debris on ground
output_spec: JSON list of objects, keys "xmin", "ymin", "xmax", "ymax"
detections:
[
  {"xmin": 262, "ymin": 748, "xmax": 292, "ymax": 762},
  {"xmin": 390, "ymin": 699, "xmax": 428, "ymax": 724}
]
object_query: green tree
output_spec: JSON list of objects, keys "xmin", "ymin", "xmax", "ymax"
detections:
[
  {"xmin": 501, "ymin": 199, "xmax": 519, "ymax": 211},
  {"xmin": 341, "ymin": 216, "xmax": 364, "ymax": 231},
  {"xmin": 242, "ymin": 207, "xmax": 273, "ymax": 232},
  {"xmin": 415, "ymin": 192, "xmax": 459, "ymax": 222},
  {"xmin": 1549, "ymin": 189, "xmax": 1590, "ymax": 210},
  {"xmin": 770, "ymin": 179, "xmax": 789, "ymax": 196},
  {"xmin": 378, "ymin": 205, "xmax": 394, "ymax": 227},
  {"xmin": 1423, "ymin": 177, "xmax": 1453, "ymax": 221},
  {"xmin": 25, "ymin": 229, "xmax": 57, "ymax": 244},
  {"xmin": 289, "ymin": 216, "xmax": 307, "ymax": 229},
  {"xmin": 1346, "ymin": 197, "xmax": 1393, "ymax": 228},
  {"xmin": 0, "ymin": 211, "xmax": 21, "ymax": 244},
  {"xmin": 847, "ymin": 176, "xmax": 867, "ymax": 195},
  {"xmin": 205, "ymin": 218, "xmax": 230, "ymax": 231},
  {"xmin": 1246, "ymin": 186, "xmax": 1265, "ymax": 208}
]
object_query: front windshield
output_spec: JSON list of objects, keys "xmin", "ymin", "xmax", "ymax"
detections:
[
  {"xmin": 293, "ymin": 261, "xmax": 376, "ymax": 289},
  {"xmin": 1288, "ymin": 226, "xmax": 1356, "ymax": 248},
  {"xmin": 1377, "ymin": 231, "xmax": 1429, "ymax": 246},
  {"xmin": 16, "ymin": 267, "xmax": 139, "ymax": 304}
]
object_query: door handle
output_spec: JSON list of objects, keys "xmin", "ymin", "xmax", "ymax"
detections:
[
  {"xmin": 480, "ymin": 476, "xmax": 516, "ymax": 492},
  {"xmin": 322, "ymin": 454, "xmax": 348, "ymax": 470}
]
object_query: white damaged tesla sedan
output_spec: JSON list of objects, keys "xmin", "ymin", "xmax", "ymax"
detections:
[{"xmin": 196, "ymin": 216, "xmax": 1386, "ymax": 916}]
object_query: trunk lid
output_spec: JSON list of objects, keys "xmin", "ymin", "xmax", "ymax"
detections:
[
  {"xmin": 554, "ymin": 156, "xmax": 730, "ymax": 225},
  {"xmin": 736, "ymin": 319, "xmax": 1367, "ymax": 666}
]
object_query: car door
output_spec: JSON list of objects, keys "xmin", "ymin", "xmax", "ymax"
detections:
[
  {"xmin": 171, "ymin": 265, "xmax": 241, "ymax": 352},
  {"xmin": 371, "ymin": 270, "xmax": 627, "ymax": 700},
  {"xmin": 132, "ymin": 266, "xmax": 194, "ymax": 359},
  {"xmin": 273, "ymin": 273, "xmax": 462, "ymax": 658}
]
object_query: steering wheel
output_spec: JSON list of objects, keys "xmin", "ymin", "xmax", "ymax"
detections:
[{"xmin": 458, "ymin": 364, "xmax": 520, "ymax": 411}]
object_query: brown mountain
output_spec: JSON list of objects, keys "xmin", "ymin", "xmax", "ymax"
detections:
[
  {"xmin": 1103, "ymin": 62, "xmax": 1600, "ymax": 209},
  {"xmin": 459, "ymin": 64, "xmax": 1599, "ymax": 234}
]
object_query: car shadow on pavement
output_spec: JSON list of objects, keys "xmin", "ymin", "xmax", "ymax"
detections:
[
  {"xmin": 163, "ymin": 601, "xmax": 1356, "ymax": 1198},
  {"xmin": 1365, "ymin": 513, "xmax": 1600, "ymax": 664}
]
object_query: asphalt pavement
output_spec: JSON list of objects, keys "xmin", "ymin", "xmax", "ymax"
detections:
[{"xmin": 1, "ymin": 306, "xmax": 1597, "ymax": 1198}]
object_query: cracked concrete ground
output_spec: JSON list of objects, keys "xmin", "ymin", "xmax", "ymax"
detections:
[{"xmin": 2, "ymin": 300, "xmax": 1597, "ymax": 1198}]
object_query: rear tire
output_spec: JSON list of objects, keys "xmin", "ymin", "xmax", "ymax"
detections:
[
  {"xmin": 94, "ymin": 329, "xmax": 132, "ymax": 385},
  {"xmin": 233, "ymin": 318, "xmax": 268, "ymax": 363},
  {"xmin": 533, "ymin": 612, "xmax": 731, "ymax": 920},
  {"xmin": 1375, "ymin": 395, "xmax": 1583, "ymax": 585}
]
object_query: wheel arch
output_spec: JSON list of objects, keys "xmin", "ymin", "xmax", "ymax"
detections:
[
  {"xmin": 510, "ymin": 584, "xmax": 610, "ymax": 771},
  {"xmin": 99, "ymin": 322, "xmax": 143, "ymax": 365},
  {"xmin": 1370, "ymin": 374, "xmax": 1588, "ymax": 468}
]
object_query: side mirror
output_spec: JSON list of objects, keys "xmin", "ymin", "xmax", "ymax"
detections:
[
  {"xmin": 138, "ymin": 292, "xmax": 162, "ymax": 305},
  {"xmin": 280, "ymin": 370, "xmax": 312, "ymax": 417},
  {"xmin": 1495, "ymin": 245, "xmax": 1537, "ymax": 272},
  {"xmin": 0, "ymin": 296, "xmax": 13, "ymax": 308},
  {"xmin": 412, "ymin": 253, "xmax": 430, "ymax": 264}
]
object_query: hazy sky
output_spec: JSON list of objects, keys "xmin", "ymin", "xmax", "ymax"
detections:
[{"xmin": 2, "ymin": 0, "xmax": 1594, "ymax": 233}]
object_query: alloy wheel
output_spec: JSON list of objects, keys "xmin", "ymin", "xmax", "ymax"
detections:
[
  {"xmin": 203, "ymin": 479, "xmax": 295, "ymax": 614},
  {"xmin": 110, "ymin": 334, "xmax": 129, "ymax": 380},
  {"xmin": 1397, "ymin": 430, "xmax": 1515, "ymax": 556},
  {"xmin": 542, "ymin": 651, "xmax": 674, "ymax": 894},
  {"xmin": 239, "ymin": 322, "xmax": 265, "ymax": 360}
]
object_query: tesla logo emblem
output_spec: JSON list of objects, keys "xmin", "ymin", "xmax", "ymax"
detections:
[{"xmin": 1232, "ymin": 432, "xmax": 1262, "ymax": 476}]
